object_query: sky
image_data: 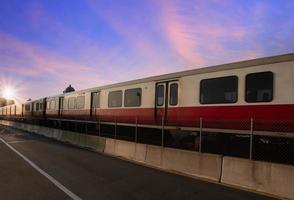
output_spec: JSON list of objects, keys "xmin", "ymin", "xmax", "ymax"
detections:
[{"xmin": 0, "ymin": 0, "xmax": 293, "ymax": 102}]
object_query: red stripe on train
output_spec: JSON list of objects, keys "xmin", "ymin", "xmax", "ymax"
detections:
[{"xmin": 54, "ymin": 104, "xmax": 294, "ymax": 132}]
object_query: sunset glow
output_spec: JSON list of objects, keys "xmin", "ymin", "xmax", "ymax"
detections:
[{"xmin": 2, "ymin": 86, "xmax": 15, "ymax": 99}]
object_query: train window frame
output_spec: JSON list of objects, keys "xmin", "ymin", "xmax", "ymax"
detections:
[
  {"xmin": 200, "ymin": 75, "xmax": 238, "ymax": 104},
  {"xmin": 156, "ymin": 85, "xmax": 165, "ymax": 106},
  {"xmin": 169, "ymin": 83, "xmax": 178, "ymax": 106},
  {"xmin": 76, "ymin": 96, "xmax": 85, "ymax": 109},
  {"xmin": 108, "ymin": 90, "xmax": 122, "ymax": 108},
  {"xmin": 124, "ymin": 88, "xmax": 142, "ymax": 107},
  {"xmin": 245, "ymin": 71, "xmax": 274, "ymax": 103},
  {"xmin": 68, "ymin": 97, "xmax": 76, "ymax": 109}
]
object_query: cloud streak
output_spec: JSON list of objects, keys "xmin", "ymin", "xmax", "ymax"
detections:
[{"xmin": 155, "ymin": 0, "xmax": 258, "ymax": 66}]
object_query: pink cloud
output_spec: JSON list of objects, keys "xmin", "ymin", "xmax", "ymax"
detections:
[
  {"xmin": 0, "ymin": 32, "xmax": 109, "ymax": 98},
  {"xmin": 0, "ymin": 33, "xmax": 94, "ymax": 75},
  {"xmin": 0, "ymin": 31, "xmax": 170, "ymax": 100},
  {"xmin": 155, "ymin": 0, "xmax": 252, "ymax": 66}
]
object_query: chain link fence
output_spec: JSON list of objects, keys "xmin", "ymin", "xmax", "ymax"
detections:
[{"xmin": 1, "ymin": 115, "xmax": 294, "ymax": 165}]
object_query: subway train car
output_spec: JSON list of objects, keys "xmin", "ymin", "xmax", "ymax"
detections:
[
  {"xmin": 32, "ymin": 98, "xmax": 46, "ymax": 117},
  {"xmin": 1, "ymin": 53, "xmax": 294, "ymax": 136},
  {"xmin": 61, "ymin": 91, "xmax": 91, "ymax": 120},
  {"xmin": 84, "ymin": 53, "xmax": 294, "ymax": 135},
  {"xmin": 0, "ymin": 103, "xmax": 22, "ymax": 118},
  {"xmin": 23, "ymin": 101, "xmax": 33, "ymax": 117},
  {"xmin": 46, "ymin": 95, "xmax": 62, "ymax": 118}
]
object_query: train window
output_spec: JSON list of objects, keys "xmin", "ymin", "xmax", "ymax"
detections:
[
  {"xmin": 76, "ymin": 96, "xmax": 85, "ymax": 109},
  {"xmin": 25, "ymin": 104, "xmax": 30, "ymax": 111},
  {"xmin": 39, "ymin": 103, "xmax": 43, "ymax": 110},
  {"xmin": 50, "ymin": 100, "xmax": 56, "ymax": 110},
  {"xmin": 36, "ymin": 103, "xmax": 39, "ymax": 111},
  {"xmin": 92, "ymin": 92, "xmax": 100, "ymax": 108},
  {"xmin": 68, "ymin": 97, "xmax": 76, "ymax": 109},
  {"xmin": 108, "ymin": 90, "xmax": 122, "ymax": 107},
  {"xmin": 169, "ymin": 83, "xmax": 178, "ymax": 105},
  {"xmin": 156, "ymin": 85, "xmax": 164, "ymax": 106},
  {"xmin": 124, "ymin": 88, "xmax": 142, "ymax": 107},
  {"xmin": 63, "ymin": 98, "xmax": 68, "ymax": 109},
  {"xmin": 200, "ymin": 76, "xmax": 238, "ymax": 104},
  {"xmin": 246, "ymin": 71, "xmax": 273, "ymax": 102}
]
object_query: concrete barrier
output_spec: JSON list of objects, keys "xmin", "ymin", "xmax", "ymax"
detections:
[
  {"xmin": 78, "ymin": 133, "xmax": 87, "ymax": 147},
  {"xmin": 114, "ymin": 140, "xmax": 136, "ymax": 160},
  {"xmin": 67, "ymin": 131, "xmax": 80, "ymax": 145},
  {"xmin": 52, "ymin": 129, "xmax": 62, "ymax": 140},
  {"xmin": 95, "ymin": 137, "xmax": 106, "ymax": 152},
  {"xmin": 162, "ymin": 148, "xmax": 222, "ymax": 181},
  {"xmin": 221, "ymin": 156, "xmax": 294, "ymax": 200},
  {"xmin": 85, "ymin": 135, "xmax": 105, "ymax": 152},
  {"xmin": 60, "ymin": 131, "xmax": 68, "ymax": 142},
  {"xmin": 134, "ymin": 143, "xmax": 147, "ymax": 163},
  {"xmin": 145, "ymin": 145, "xmax": 163, "ymax": 167},
  {"xmin": 104, "ymin": 138, "xmax": 115, "ymax": 154},
  {"xmin": 40, "ymin": 127, "xmax": 54, "ymax": 138}
]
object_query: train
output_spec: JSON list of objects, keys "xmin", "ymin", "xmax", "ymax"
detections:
[{"xmin": 1, "ymin": 53, "xmax": 294, "ymax": 138}]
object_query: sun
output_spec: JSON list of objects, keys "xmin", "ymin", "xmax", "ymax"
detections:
[
  {"xmin": 2, "ymin": 86, "xmax": 15, "ymax": 99},
  {"xmin": 0, "ymin": 77, "xmax": 25, "ymax": 104}
]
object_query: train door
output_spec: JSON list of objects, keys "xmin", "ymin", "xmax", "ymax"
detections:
[
  {"xmin": 90, "ymin": 91, "xmax": 100, "ymax": 118},
  {"xmin": 31, "ymin": 102, "xmax": 34, "ymax": 116},
  {"xmin": 155, "ymin": 80, "xmax": 179, "ymax": 125},
  {"xmin": 58, "ymin": 97, "xmax": 64, "ymax": 117}
]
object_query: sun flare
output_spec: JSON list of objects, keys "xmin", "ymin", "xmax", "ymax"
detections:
[
  {"xmin": 0, "ymin": 77, "xmax": 26, "ymax": 104},
  {"xmin": 3, "ymin": 86, "xmax": 15, "ymax": 99}
]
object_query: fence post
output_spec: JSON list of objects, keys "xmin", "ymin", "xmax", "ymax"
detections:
[
  {"xmin": 249, "ymin": 118, "xmax": 254, "ymax": 160},
  {"xmin": 115, "ymin": 117, "xmax": 117, "ymax": 139},
  {"xmin": 199, "ymin": 117, "xmax": 202, "ymax": 153},
  {"xmin": 161, "ymin": 115, "xmax": 164, "ymax": 147},
  {"xmin": 135, "ymin": 116, "xmax": 138, "ymax": 143},
  {"xmin": 85, "ymin": 122, "xmax": 88, "ymax": 134},
  {"xmin": 98, "ymin": 115, "xmax": 101, "ymax": 137}
]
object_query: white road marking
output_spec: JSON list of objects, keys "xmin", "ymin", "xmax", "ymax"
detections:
[
  {"xmin": 7, "ymin": 140, "xmax": 33, "ymax": 144},
  {"xmin": 0, "ymin": 137, "xmax": 82, "ymax": 200}
]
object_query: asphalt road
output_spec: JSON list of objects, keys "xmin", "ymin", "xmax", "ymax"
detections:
[{"xmin": 0, "ymin": 126, "xmax": 276, "ymax": 200}]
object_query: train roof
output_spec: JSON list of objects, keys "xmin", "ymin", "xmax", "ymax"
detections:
[
  {"xmin": 78, "ymin": 53, "xmax": 294, "ymax": 92},
  {"xmin": 37, "ymin": 53, "xmax": 294, "ymax": 98}
]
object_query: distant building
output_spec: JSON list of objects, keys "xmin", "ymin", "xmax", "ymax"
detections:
[
  {"xmin": 0, "ymin": 98, "xmax": 6, "ymax": 107},
  {"xmin": 0, "ymin": 97, "xmax": 14, "ymax": 107},
  {"xmin": 7, "ymin": 99, "xmax": 15, "ymax": 105},
  {"xmin": 63, "ymin": 84, "xmax": 75, "ymax": 93}
]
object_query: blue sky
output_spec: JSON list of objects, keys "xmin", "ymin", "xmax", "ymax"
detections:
[{"xmin": 0, "ymin": 0, "xmax": 293, "ymax": 101}]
